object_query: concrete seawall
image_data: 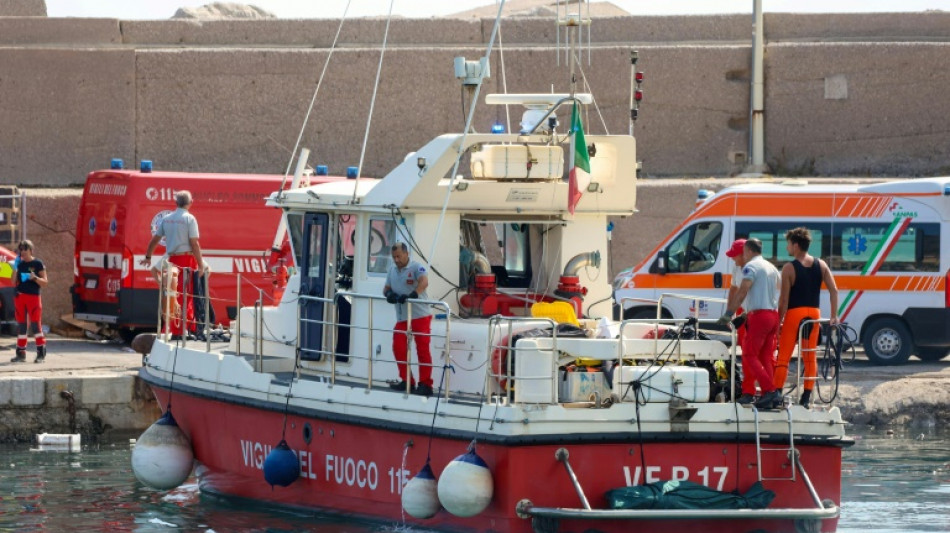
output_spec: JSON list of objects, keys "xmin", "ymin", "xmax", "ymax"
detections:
[{"xmin": 0, "ymin": 338, "xmax": 160, "ymax": 442}]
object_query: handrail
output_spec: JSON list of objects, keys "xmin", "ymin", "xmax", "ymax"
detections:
[
  {"xmin": 297, "ymin": 291, "xmax": 452, "ymax": 396},
  {"xmin": 796, "ymin": 318, "xmax": 831, "ymax": 404},
  {"xmin": 486, "ymin": 315, "xmax": 558, "ymax": 404}
]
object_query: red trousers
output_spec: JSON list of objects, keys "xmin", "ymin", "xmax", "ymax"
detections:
[
  {"xmin": 774, "ymin": 307, "xmax": 821, "ymax": 391},
  {"xmin": 741, "ymin": 309, "xmax": 779, "ymax": 394},
  {"xmin": 168, "ymin": 255, "xmax": 197, "ymax": 335},
  {"xmin": 15, "ymin": 293, "xmax": 45, "ymax": 349},
  {"xmin": 393, "ymin": 315, "xmax": 433, "ymax": 387}
]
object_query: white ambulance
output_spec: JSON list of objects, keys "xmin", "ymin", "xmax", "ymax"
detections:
[{"xmin": 613, "ymin": 177, "xmax": 950, "ymax": 365}]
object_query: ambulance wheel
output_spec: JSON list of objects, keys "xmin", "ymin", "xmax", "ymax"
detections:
[
  {"xmin": 916, "ymin": 347, "xmax": 950, "ymax": 362},
  {"xmin": 862, "ymin": 318, "xmax": 912, "ymax": 365}
]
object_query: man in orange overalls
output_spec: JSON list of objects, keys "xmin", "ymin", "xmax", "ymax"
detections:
[{"xmin": 774, "ymin": 227, "xmax": 838, "ymax": 408}]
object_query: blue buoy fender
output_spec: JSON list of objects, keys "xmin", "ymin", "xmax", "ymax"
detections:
[
  {"xmin": 131, "ymin": 411, "xmax": 194, "ymax": 490},
  {"xmin": 437, "ymin": 448, "xmax": 494, "ymax": 517},
  {"xmin": 263, "ymin": 439, "xmax": 300, "ymax": 487},
  {"xmin": 402, "ymin": 462, "xmax": 441, "ymax": 519}
]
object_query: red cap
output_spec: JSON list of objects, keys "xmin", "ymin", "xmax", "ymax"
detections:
[{"xmin": 725, "ymin": 239, "xmax": 747, "ymax": 258}]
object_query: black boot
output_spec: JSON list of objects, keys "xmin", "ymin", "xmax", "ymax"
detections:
[
  {"xmin": 11, "ymin": 348, "xmax": 26, "ymax": 363},
  {"xmin": 34, "ymin": 345, "xmax": 46, "ymax": 363},
  {"xmin": 799, "ymin": 389, "xmax": 812, "ymax": 409}
]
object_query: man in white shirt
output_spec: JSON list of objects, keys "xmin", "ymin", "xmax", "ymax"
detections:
[{"xmin": 141, "ymin": 191, "xmax": 204, "ymax": 337}]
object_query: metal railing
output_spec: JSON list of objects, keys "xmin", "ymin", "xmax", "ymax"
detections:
[
  {"xmin": 486, "ymin": 315, "xmax": 559, "ymax": 403},
  {"xmin": 297, "ymin": 291, "xmax": 452, "ymax": 396}
]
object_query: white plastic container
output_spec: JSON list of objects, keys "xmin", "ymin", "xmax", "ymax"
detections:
[
  {"xmin": 36, "ymin": 433, "xmax": 81, "ymax": 449},
  {"xmin": 558, "ymin": 370, "xmax": 610, "ymax": 402},
  {"xmin": 612, "ymin": 365, "xmax": 710, "ymax": 403},
  {"xmin": 470, "ymin": 145, "xmax": 564, "ymax": 181}
]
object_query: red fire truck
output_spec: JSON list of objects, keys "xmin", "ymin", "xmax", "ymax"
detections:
[{"xmin": 72, "ymin": 165, "xmax": 336, "ymax": 340}]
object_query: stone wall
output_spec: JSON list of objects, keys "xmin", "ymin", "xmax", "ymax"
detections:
[{"xmin": 0, "ymin": 14, "xmax": 949, "ymax": 186}]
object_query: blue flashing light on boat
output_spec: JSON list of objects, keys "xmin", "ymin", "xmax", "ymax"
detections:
[
  {"xmin": 140, "ymin": 160, "xmax": 153, "ymax": 173},
  {"xmin": 491, "ymin": 121, "xmax": 505, "ymax": 134},
  {"xmin": 347, "ymin": 166, "xmax": 358, "ymax": 179},
  {"xmin": 316, "ymin": 165, "xmax": 329, "ymax": 176},
  {"xmin": 110, "ymin": 158, "xmax": 124, "ymax": 170}
]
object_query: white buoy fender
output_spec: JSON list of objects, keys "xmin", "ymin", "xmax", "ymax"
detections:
[
  {"xmin": 437, "ymin": 448, "xmax": 494, "ymax": 517},
  {"xmin": 402, "ymin": 462, "xmax": 441, "ymax": 519},
  {"xmin": 131, "ymin": 411, "xmax": 194, "ymax": 490}
]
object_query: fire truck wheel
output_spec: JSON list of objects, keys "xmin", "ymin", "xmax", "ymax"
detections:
[
  {"xmin": 119, "ymin": 327, "xmax": 140, "ymax": 345},
  {"xmin": 863, "ymin": 317, "xmax": 912, "ymax": 365}
]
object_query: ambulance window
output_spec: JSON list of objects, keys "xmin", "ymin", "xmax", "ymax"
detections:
[
  {"xmin": 832, "ymin": 222, "xmax": 939, "ymax": 272},
  {"xmin": 366, "ymin": 217, "xmax": 396, "ymax": 275},
  {"xmin": 287, "ymin": 213, "xmax": 305, "ymax": 266},
  {"xmin": 664, "ymin": 222, "xmax": 722, "ymax": 273},
  {"xmin": 735, "ymin": 223, "xmax": 832, "ymax": 267}
]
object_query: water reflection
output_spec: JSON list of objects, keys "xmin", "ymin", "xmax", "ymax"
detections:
[{"xmin": 0, "ymin": 428, "xmax": 947, "ymax": 532}]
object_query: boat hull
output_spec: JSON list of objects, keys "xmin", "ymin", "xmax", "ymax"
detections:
[{"xmin": 147, "ymin": 383, "xmax": 844, "ymax": 533}]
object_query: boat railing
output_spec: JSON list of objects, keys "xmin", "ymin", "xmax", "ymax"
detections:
[
  {"xmin": 297, "ymin": 291, "xmax": 453, "ymax": 395},
  {"xmin": 486, "ymin": 315, "xmax": 559, "ymax": 404},
  {"xmin": 618, "ymin": 293, "xmax": 738, "ymax": 400},
  {"xmin": 154, "ymin": 262, "xmax": 248, "ymax": 354}
]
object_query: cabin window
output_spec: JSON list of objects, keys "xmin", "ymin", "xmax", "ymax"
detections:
[
  {"xmin": 663, "ymin": 221, "xmax": 722, "ymax": 273},
  {"xmin": 366, "ymin": 216, "xmax": 397, "ymax": 275},
  {"xmin": 306, "ymin": 223, "xmax": 324, "ymax": 278},
  {"xmin": 488, "ymin": 223, "xmax": 532, "ymax": 288},
  {"xmin": 287, "ymin": 213, "xmax": 305, "ymax": 266}
]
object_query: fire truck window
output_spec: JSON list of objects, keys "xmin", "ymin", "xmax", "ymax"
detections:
[
  {"xmin": 307, "ymin": 224, "xmax": 324, "ymax": 278},
  {"xmin": 287, "ymin": 213, "xmax": 305, "ymax": 266},
  {"xmin": 366, "ymin": 217, "xmax": 396, "ymax": 275}
]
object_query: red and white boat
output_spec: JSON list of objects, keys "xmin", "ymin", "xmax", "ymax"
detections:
[{"xmin": 137, "ymin": 5, "xmax": 850, "ymax": 532}]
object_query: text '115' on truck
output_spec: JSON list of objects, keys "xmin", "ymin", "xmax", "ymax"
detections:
[
  {"xmin": 613, "ymin": 177, "xmax": 950, "ymax": 365},
  {"xmin": 71, "ymin": 161, "xmax": 344, "ymax": 341}
]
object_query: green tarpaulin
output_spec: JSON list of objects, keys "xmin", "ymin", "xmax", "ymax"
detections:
[{"xmin": 605, "ymin": 480, "xmax": 776, "ymax": 510}]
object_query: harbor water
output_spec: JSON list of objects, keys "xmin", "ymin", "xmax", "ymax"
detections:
[{"xmin": 1, "ymin": 428, "xmax": 947, "ymax": 532}]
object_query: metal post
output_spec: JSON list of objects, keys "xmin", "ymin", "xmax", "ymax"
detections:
[
  {"xmin": 235, "ymin": 274, "xmax": 242, "ymax": 357},
  {"xmin": 19, "ymin": 191, "xmax": 26, "ymax": 240},
  {"xmin": 367, "ymin": 297, "xmax": 374, "ymax": 390},
  {"xmin": 156, "ymin": 260, "xmax": 163, "ymax": 337},
  {"xmin": 442, "ymin": 306, "xmax": 451, "ymax": 399},
  {"xmin": 747, "ymin": 0, "xmax": 767, "ymax": 172},
  {"xmin": 204, "ymin": 269, "xmax": 211, "ymax": 353},
  {"xmin": 257, "ymin": 288, "xmax": 264, "ymax": 372},
  {"xmin": 182, "ymin": 268, "xmax": 189, "ymax": 344},
  {"xmin": 330, "ymin": 297, "xmax": 337, "ymax": 385},
  {"xmin": 556, "ymin": 448, "xmax": 591, "ymax": 510}
]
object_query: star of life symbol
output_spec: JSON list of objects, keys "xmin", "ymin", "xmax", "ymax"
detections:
[{"xmin": 848, "ymin": 234, "xmax": 867, "ymax": 255}]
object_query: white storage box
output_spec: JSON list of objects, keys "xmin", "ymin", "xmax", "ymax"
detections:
[
  {"xmin": 612, "ymin": 365, "xmax": 710, "ymax": 403},
  {"xmin": 558, "ymin": 370, "xmax": 610, "ymax": 402},
  {"xmin": 470, "ymin": 144, "xmax": 564, "ymax": 181}
]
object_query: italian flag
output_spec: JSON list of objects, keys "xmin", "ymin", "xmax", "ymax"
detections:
[{"xmin": 568, "ymin": 102, "xmax": 591, "ymax": 215}]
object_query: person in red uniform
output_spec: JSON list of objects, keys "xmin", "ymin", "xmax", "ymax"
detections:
[
  {"xmin": 10, "ymin": 240, "xmax": 48, "ymax": 363},
  {"xmin": 141, "ymin": 190, "xmax": 204, "ymax": 338}
]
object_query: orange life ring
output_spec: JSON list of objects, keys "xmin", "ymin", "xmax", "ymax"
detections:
[{"xmin": 491, "ymin": 335, "xmax": 513, "ymax": 390}]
